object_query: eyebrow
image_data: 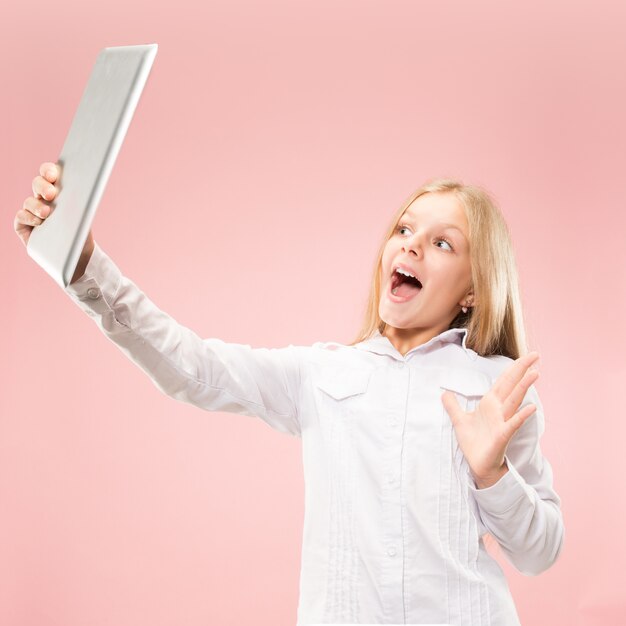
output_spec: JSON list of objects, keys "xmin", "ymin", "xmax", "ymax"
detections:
[{"xmin": 401, "ymin": 214, "xmax": 468, "ymax": 242}]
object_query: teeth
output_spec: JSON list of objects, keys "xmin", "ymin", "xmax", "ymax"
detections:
[{"xmin": 395, "ymin": 267, "xmax": 417, "ymax": 279}]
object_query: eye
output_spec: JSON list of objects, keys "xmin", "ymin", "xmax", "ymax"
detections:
[
  {"xmin": 395, "ymin": 224, "xmax": 454, "ymax": 251},
  {"xmin": 436, "ymin": 237, "xmax": 454, "ymax": 251}
]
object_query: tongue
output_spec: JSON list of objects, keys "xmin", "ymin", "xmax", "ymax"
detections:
[{"xmin": 394, "ymin": 281, "xmax": 421, "ymax": 297}]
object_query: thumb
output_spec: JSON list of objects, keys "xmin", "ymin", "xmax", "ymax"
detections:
[{"xmin": 441, "ymin": 390, "xmax": 463, "ymax": 426}]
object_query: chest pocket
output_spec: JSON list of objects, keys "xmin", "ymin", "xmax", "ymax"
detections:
[
  {"xmin": 313, "ymin": 367, "xmax": 372, "ymax": 419},
  {"xmin": 438, "ymin": 367, "xmax": 492, "ymax": 412}
]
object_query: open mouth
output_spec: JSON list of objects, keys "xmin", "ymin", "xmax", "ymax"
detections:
[{"xmin": 390, "ymin": 269, "xmax": 423, "ymax": 299}]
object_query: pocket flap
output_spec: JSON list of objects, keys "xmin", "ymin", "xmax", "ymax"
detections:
[
  {"xmin": 439, "ymin": 367, "xmax": 491, "ymax": 397},
  {"xmin": 315, "ymin": 367, "xmax": 372, "ymax": 400}
]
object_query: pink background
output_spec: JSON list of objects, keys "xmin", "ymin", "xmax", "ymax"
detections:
[{"xmin": 2, "ymin": 1, "xmax": 625, "ymax": 624}]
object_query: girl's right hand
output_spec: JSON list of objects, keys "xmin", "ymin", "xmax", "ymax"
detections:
[{"xmin": 15, "ymin": 161, "xmax": 95, "ymax": 282}]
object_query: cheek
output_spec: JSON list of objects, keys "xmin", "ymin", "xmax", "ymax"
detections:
[
  {"xmin": 448, "ymin": 267, "xmax": 472, "ymax": 297},
  {"xmin": 381, "ymin": 243, "xmax": 396, "ymax": 271},
  {"xmin": 430, "ymin": 262, "xmax": 469, "ymax": 293}
]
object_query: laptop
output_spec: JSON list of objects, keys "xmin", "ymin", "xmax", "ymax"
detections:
[{"xmin": 27, "ymin": 43, "xmax": 158, "ymax": 288}]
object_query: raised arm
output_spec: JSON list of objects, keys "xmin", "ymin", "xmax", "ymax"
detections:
[
  {"xmin": 466, "ymin": 383, "xmax": 565, "ymax": 576},
  {"xmin": 63, "ymin": 242, "xmax": 304, "ymax": 437},
  {"xmin": 17, "ymin": 163, "xmax": 304, "ymax": 437}
]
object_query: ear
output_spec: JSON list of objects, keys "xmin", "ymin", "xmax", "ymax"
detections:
[{"xmin": 458, "ymin": 287, "xmax": 476, "ymax": 309}]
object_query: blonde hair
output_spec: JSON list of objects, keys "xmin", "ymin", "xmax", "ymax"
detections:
[{"xmin": 349, "ymin": 177, "xmax": 529, "ymax": 359}]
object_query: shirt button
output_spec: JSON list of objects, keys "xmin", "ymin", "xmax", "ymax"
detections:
[
  {"xmin": 394, "ymin": 361, "xmax": 404, "ymax": 369},
  {"xmin": 388, "ymin": 474, "xmax": 396, "ymax": 484},
  {"xmin": 87, "ymin": 288, "xmax": 101, "ymax": 300},
  {"xmin": 389, "ymin": 419, "xmax": 398, "ymax": 427},
  {"xmin": 387, "ymin": 546, "xmax": 397, "ymax": 557}
]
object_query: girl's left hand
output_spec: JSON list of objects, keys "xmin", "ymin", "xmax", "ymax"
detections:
[{"xmin": 441, "ymin": 352, "xmax": 540, "ymax": 488}]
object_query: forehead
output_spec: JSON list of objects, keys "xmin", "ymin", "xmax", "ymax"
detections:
[{"xmin": 402, "ymin": 192, "xmax": 467, "ymax": 228}]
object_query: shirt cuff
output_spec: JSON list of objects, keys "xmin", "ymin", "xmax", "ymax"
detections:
[
  {"xmin": 62, "ymin": 241, "xmax": 123, "ymax": 315},
  {"xmin": 466, "ymin": 455, "xmax": 533, "ymax": 514}
]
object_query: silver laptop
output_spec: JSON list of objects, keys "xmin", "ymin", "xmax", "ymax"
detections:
[{"xmin": 27, "ymin": 43, "xmax": 158, "ymax": 288}]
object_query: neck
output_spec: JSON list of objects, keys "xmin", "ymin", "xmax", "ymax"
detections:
[{"xmin": 382, "ymin": 323, "xmax": 452, "ymax": 357}]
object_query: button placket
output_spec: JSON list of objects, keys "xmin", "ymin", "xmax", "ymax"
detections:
[{"xmin": 379, "ymin": 364, "xmax": 409, "ymax": 617}]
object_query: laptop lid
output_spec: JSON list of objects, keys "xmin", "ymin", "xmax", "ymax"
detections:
[{"xmin": 27, "ymin": 43, "xmax": 158, "ymax": 288}]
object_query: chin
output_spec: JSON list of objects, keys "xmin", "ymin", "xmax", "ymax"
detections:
[
  {"xmin": 379, "ymin": 310, "xmax": 415, "ymax": 330},
  {"xmin": 386, "ymin": 322, "xmax": 416, "ymax": 332}
]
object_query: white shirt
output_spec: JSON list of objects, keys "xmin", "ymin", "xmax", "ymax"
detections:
[{"xmin": 64, "ymin": 242, "xmax": 564, "ymax": 626}]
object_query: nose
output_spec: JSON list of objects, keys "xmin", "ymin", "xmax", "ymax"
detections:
[{"xmin": 401, "ymin": 233, "xmax": 423, "ymax": 258}]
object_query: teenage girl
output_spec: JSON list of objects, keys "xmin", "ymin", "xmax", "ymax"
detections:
[{"xmin": 16, "ymin": 161, "xmax": 564, "ymax": 626}]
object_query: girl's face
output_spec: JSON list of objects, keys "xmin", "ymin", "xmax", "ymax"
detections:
[{"xmin": 379, "ymin": 192, "xmax": 473, "ymax": 342}]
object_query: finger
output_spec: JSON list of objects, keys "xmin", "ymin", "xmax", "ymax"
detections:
[
  {"xmin": 14, "ymin": 211, "xmax": 34, "ymax": 235},
  {"xmin": 16, "ymin": 206, "xmax": 44, "ymax": 227},
  {"xmin": 502, "ymin": 369, "xmax": 540, "ymax": 421},
  {"xmin": 441, "ymin": 390, "xmax": 464, "ymax": 426},
  {"xmin": 39, "ymin": 162, "xmax": 59, "ymax": 183},
  {"xmin": 32, "ymin": 175, "xmax": 56, "ymax": 201},
  {"xmin": 491, "ymin": 351, "xmax": 540, "ymax": 401},
  {"xmin": 504, "ymin": 402, "xmax": 537, "ymax": 438},
  {"xmin": 23, "ymin": 196, "xmax": 50, "ymax": 219}
]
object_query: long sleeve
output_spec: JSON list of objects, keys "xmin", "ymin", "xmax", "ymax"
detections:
[
  {"xmin": 465, "ymin": 383, "xmax": 565, "ymax": 576},
  {"xmin": 63, "ymin": 242, "xmax": 304, "ymax": 437}
]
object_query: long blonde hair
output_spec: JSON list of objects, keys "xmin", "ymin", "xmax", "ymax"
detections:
[{"xmin": 349, "ymin": 177, "xmax": 529, "ymax": 359}]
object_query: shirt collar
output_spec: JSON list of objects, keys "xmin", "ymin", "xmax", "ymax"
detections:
[{"xmin": 354, "ymin": 327, "xmax": 477, "ymax": 361}]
